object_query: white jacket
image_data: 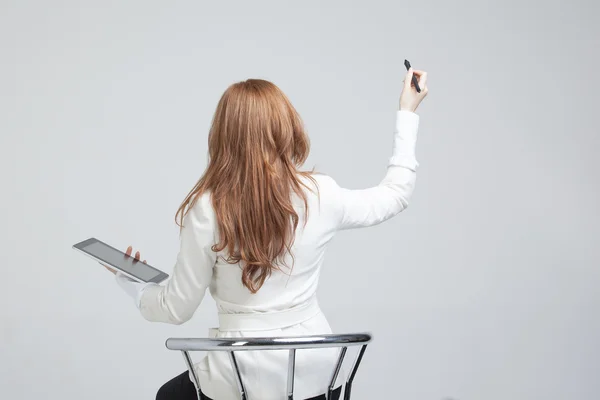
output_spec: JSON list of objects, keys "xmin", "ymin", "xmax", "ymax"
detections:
[{"xmin": 117, "ymin": 110, "xmax": 420, "ymax": 399}]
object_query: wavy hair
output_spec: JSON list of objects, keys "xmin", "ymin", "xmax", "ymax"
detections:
[{"xmin": 176, "ymin": 79, "xmax": 315, "ymax": 293}]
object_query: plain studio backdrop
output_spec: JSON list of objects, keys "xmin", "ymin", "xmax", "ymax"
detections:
[{"xmin": 1, "ymin": 1, "xmax": 599, "ymax": 399}]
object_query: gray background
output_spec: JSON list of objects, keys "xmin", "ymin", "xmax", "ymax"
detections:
[{"xmin": 1, "ymin": 1, "xmax": 598, "ymax": 399}]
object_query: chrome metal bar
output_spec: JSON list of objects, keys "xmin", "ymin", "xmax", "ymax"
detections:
[
  {"xmin": 327, "ymin": 347, "xmax": 347, "ymax": 399},
  {"xmin": 343, "ymin": 345, "xmax": 367, "ymax": 400},
  {"xmin": 228, "ymin": 351, "xmax": 247, "ymax": 400},
  {"xmin": 166, "ymin": 333, "xmax": 372, "ymax": 352},
  {"xmin": 182, "ymin": 351, "xmax": 202, "ymax": 400},
  {"xmin": 166, "ymin": 333, "xmax": 372, "ymax": 400},
  {"xmin": 287, "ymin": 349, "xmax": 296, "ymax": 400}
]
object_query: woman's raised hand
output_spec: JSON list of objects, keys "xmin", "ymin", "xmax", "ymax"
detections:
[{"xmin": 399, "ymin": 68, "xmax": 428, "ymax": 112}]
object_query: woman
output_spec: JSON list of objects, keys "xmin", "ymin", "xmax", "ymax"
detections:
[{"xmin": 114, "ymin": 67, "xmax": 428, "ymax": 400}]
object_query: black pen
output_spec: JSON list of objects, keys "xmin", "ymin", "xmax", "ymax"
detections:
[{"xmin": 404, "ymin": 59, "xmax": 421, "ymax": 93}]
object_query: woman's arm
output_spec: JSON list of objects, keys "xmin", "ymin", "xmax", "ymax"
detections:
[
  {"xmin": 325, "ymin": 109, "xmax": 420, "ymax": 230},
  {"xmin": 326, "ymin": 67, "xmax": 428, "ymax": 230},
  {"xmin": 116, "ymin": 193, "xmax": 217, "ymax": 325}
]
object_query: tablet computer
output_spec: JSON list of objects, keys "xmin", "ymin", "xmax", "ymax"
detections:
[{"xmin": 73, "ymin": 237, "xmax": 169, "ymax": 284}]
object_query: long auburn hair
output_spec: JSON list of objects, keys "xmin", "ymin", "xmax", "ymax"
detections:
[{"xmin": 176, "ymin": 79, "xmax": 315, "ymax": 293}]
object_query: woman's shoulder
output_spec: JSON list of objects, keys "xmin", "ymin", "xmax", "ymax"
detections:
[
  {"xmin": 298, "ymin": 172, "xmax": 342, "ymax": 209},
  {"xmin": 186, "ymin": 191, "xmax": 217, "ymax": 223},
  {"xmin": 300, "ymin": 171, "xmax": 340, "ymax": 191}
]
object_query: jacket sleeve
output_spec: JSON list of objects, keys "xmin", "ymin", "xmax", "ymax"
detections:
[
  {"xmin": 138, "ymin": 193, "xmax": 217, "ymax": 325},
  {"xmin": 326, "ymin": 110, "xmax": 420, "ymax": 230}
]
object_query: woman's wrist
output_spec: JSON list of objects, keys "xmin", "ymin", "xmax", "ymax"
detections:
[{"xmin": 399, "ymin": 106, "xmax": 417, "ymax": 113}]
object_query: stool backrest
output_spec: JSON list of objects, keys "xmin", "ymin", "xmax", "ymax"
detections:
[{"xmin": 165, "ymin": 332, "xmax": 372, "ymax": 400}]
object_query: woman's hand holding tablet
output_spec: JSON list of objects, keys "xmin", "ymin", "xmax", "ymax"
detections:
[{"xmin": 73, "ymin": 238, "xmax": 169, "ymax": 284}]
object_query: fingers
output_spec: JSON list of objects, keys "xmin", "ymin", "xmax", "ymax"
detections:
[
  {"xmin": 412, "ymin": 69, "xmax": 428, "ymax": 92},
  {"xmin": 415, "ymin": 71, "xmax": 428, "ymax": 90},
  {"xmin": 125, "ymin": 246, "xmax": 145, "ymax": 262},
  {"xmin": 404, "ymin": 68, "xmax": 414, "ymax": 90},
  {"xmin": 404, "ymin": 68, "xmax": 429, "ymax": 93}
]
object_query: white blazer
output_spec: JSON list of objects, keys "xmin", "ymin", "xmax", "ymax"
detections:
[{"xmin": 117, "ymin": 110, "xmax": 420, "ymax": 400}]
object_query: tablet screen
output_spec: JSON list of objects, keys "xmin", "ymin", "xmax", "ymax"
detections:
[{"xmin": 79, "ymin": 240, "xmax": 162, "ymax": 281}]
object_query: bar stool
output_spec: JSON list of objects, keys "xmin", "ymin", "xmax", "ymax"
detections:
[{"xmin": 165, "ymin": 332, "xmax": 372, "ymax": 400}]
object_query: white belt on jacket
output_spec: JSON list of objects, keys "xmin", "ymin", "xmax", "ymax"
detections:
[{"xmin": 216, "ymin": 297, "xmax": 322, "ymax": 332}]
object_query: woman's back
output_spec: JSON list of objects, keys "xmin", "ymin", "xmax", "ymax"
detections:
[
  {"xmin": 116, "ymin": 72, "xmax": 428, "ymax": 399},
  {"xmin": 211, "ymin": 173, "xmax": 339, "ymax": 312},
  {"xmin": 136, "ymin": 110, "xmax": 419, "ymax": 399}
]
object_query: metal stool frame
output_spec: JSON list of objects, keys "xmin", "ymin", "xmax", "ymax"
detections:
[{"xmin": 165, "ymin": 332, "xmax": 372, "ymax": 400}]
